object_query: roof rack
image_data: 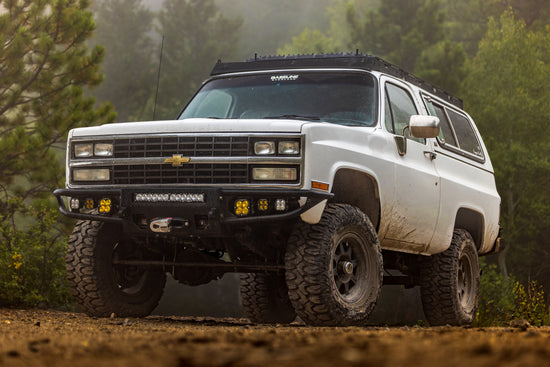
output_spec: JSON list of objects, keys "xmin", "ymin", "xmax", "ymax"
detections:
[{"xmin": 210, "ymin": 53, "xmax": 463, "ymax": 109}]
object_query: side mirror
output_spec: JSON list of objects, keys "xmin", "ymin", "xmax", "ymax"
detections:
[{"xmin": 409, "ymin": 115, "xmax": 440, "ymax": 138}]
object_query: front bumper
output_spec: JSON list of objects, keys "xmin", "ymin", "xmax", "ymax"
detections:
[{"xmin": 54, "ymin": 187, "xmax": 332, "ymax": 237}]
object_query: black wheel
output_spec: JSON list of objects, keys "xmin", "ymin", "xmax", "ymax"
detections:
[
  {"xmin": 240, "ymin": 273, "xmax": 296, "ymax": 324},
  {"xmin": 285, "ymin": 204, "xmax": 383, "ymax": 326},
  {"xmin": 66, "ymin": 220, "xmax": 166, "ymax": 317},
  {"xmin": 420, "ymin": 229, "xmax": 480, "ymax": 326}
]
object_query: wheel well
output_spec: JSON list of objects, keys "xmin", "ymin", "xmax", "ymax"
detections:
[
  {"xmin": 454, "ymin": 208, "xmax": 484, "ymax": 250},
  {"xmin": 331, "ymin": 169, "xmax": 380, "ymax": 230}
]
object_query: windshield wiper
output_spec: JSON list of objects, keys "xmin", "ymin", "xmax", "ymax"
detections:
[
  {"xmin": 264, "ymin": 114, "xmax": 321, "ymax": 121},
  {"xmin": 339, "ymin": 121, "xmax": 370, "ymax": 126}
]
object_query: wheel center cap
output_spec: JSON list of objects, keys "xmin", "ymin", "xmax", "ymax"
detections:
[{"xmin": 340, "ymin": 261, "xmax": 354, "ymax": 275}]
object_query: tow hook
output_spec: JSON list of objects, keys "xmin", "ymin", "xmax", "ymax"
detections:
[{"xmin": 150, "ymin": 217, "xmax": 190, "ymax": 233}]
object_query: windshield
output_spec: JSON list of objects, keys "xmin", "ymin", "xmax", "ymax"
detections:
[{"xmin": 179, "ymin": 72, "xmax": 377, "ymax": 127}]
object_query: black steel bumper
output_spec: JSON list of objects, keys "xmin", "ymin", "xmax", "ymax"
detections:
[{"xmin": 54, "ymin": 187, "xmax": 333, "ymax": 236}]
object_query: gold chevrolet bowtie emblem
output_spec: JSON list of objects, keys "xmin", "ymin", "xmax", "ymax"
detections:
[{"xmin": 164, "ymin": 155, "xmax": 191, "ymax": 167}]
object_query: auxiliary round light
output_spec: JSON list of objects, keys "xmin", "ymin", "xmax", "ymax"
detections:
[
  {"xmin": 99, "ymin": 198, "xmax": 112, "ymax": 214},
  {"xmin": 257, "ymin": 199, "xmax": 269, "ymax": 212},
  {"xmin": 70, "ymin": 198, "xmax": 80, "ymax": 210},
  {"xmin": 275, "ymin": 199, "xmax": 287, "ymax": 212},
  {"xmin": 234, "ymin": 199, "xmax": 250, "ymax": 216},
  {"xmin": 85, "ymin": 199, "xmax": 94, "ymax": 209}
]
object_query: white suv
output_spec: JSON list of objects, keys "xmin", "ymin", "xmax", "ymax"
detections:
[{"xmin": 55, "ymin": 54, "xmax": 502, "ymax": 326}]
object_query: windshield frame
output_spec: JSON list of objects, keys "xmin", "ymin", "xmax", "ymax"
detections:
[{"xmin": 177, "ymin": 69, "xmax": 379, "ymax": 127}]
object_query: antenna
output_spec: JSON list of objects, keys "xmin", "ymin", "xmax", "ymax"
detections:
[{"xmin": 153, "ymin": 35, "xmax": 165, "ymax": 121}]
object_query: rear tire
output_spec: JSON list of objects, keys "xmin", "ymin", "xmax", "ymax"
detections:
[
  {"xmin": 420, "ymin": 229, "xmax": 480, "ymax": 326},
  {"xmin": 285, "ymin": 204, "xmax": 383, "ymax": 326},
  {"xmin": 66, "ymin": 220, "xmax": 166, "ymax": 317},
  {"xmin": 240, "ymin": 273, "xmax": 296, "ymax": 324}
]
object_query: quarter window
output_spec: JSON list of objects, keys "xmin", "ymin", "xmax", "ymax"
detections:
[
  {"xmin": 425, "ymin": 100, "xmax": 457, "ymax": 146},
  {"xmin": 423, "ymin": 96, "xmax": 484, "ymax": 159},
  {"xmin": 447, "ymin": 109, "xmax": 483, "ymax": 157}
]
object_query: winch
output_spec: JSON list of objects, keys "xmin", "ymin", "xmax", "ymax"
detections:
[{"xmin": 149, "ymin": 217, "xmax": 190, "ymax": 233}]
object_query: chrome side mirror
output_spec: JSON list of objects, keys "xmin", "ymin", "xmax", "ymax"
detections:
[{"xmin": 409, "ymin": 115, "xmax": 440, "ymax": 138}]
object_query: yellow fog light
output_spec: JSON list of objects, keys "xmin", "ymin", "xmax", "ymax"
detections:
[
  {"xmin": 234, "ymin": 199, "xmax": 250, "ymax": 217},
  {"xmin": 257, "ymin": 199, "xmax": 269, "ymax": 212},
  {"xmin": 84, "ymin": 199, "xmax": 94, "ymax": 209},
  {"xmin": 99, "ymin": 198, "xmax": 112, "ymax": 214}
]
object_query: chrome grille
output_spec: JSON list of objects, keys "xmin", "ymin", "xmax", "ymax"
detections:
[
  {"xmin": 114, "ymin": 136, "xmax": 250, "ymax": 158},
  {"xmin": 113, "ymin": 164, "xmax": 249, "ymax": 185}
]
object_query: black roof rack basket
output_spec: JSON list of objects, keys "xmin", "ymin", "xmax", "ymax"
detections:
[{"xmin": 210, "ymin": 53, "xmax": 463, "ymax": 109}]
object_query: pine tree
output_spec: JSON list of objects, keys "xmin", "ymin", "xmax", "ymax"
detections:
[
  {"xmin": 91, "ymin": 0, "xmax": 156, "ymax": 122},
  {"xmin": 0, "ymin": 0, "xmax": 114, "ymax": 307},
  {"xmin": 462, "ymin": 11, "xmax": 550, "ymax": 285},
  {"xmin": 155, "ymin": 0, "xmax": 242, "ymax": 120},
  {"xmin": 347, "ymin": 0, "xmax": 466, "ymax": 92},
  {"xmin": 0, "ymin": 0, "xmax": 114, "ymax": 201}
]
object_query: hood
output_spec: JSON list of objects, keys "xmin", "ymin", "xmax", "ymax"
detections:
[{"xmin": 70, "ymin": 118, "xmax": 310, "ymax": 138}]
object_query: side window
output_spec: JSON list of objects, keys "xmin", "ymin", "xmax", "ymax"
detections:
[
  {"xmin": 447, "ymin": 109, "xmax": 483, "ymax": 157},
  {"xmin": 384, "ymin": 92, "xmax": 394, "ymax": 133},
  {"xmin": 385, "ymin": 83, "xmax": 423, "ymax": 143},
  {"xmin": 424, "ymin": 100, "xmax": 457, "ymax": 146}
]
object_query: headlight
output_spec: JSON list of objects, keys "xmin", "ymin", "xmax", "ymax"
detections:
[
  {"xmin": 74, "ymin": 143, "xmax": 94, "ymax": 158},
  {"xmin": 74, "ymin": 142, "xmax": 113, "ymax": 158},
  {"xmin": 278, "ymin": 141, "xmax": 300, "ymax": 155},
  {"xmin": 253, "ymin": 167, "xmax": 297, "ymax": 181},
  {"xmin": 94, "ymin": 143, "xmax": 113, "ymax": 157},
  {"xmin": 254, "ymin": 141, "xmax": 276, "ymax": 155},
  {"xmin": 73, "ymin": 168, "xmax": 110, "ymax": 182}
]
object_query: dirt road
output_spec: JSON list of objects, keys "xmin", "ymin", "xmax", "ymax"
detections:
[{"xmin": 0, "ymin": 309, "xmax": 548, "ymax": 367}]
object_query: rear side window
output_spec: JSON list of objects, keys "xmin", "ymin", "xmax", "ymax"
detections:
[
  {"xmin": 447, "ymin": 109, "xmax": 483, "ymax": 158},
  {"xmin": 425, "ymin": 101, "xmax": 457, "ymax": 146},
  {"xmin": 423, "ymin": 96, "xmax": 484, "ymax": 160}
]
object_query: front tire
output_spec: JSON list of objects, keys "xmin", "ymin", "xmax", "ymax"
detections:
[
  {"xmin": 66, "ymin": 220, "xmax": 166, "ymax": 317},
  {"xmin": 240, "ymin": 273, "xmax": 296, "ymax": 324},
  {"xmin": 285, "ymin": 204, "xmax": 383, "ymax": 326},
  {"xmin": 420, "ymin": 229, "xmax": 480, "ymax": 326}
]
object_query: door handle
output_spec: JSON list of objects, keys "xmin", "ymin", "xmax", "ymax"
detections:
[{"xmin": 423, "ymin": 151, "xmax": 437, "ymax": 160}]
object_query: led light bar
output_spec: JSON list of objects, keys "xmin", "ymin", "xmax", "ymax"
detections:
[{"xmin": 134, "ymin": 193, "xmax": 205, "ymax": 203}]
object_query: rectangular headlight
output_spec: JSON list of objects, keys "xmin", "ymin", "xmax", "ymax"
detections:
[
  {"xmin": 74, "ymin": 143, "xmax": 94, "ymax": 158},
  {"xmin": 253, "ymin": 167, "xmax": 297, "ymax": 181},
  {"xmin": 278, "ymin": 141, "xmax": 300, "ymax": 155},
  {"xmin": 94, "ymin": 143, "xmax": 114, "ymax": 157},
  {"xmin": 73, "ymin": 168, "xmax": 110, "ymax": 182},
  {"xmin": 254, "ymin": 141, "xmax": 276, "ymax": 155}
]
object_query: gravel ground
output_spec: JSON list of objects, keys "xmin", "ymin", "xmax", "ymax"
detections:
[{"xmin": 0, "ymin": 309, "xmax": 549, "ymax": 367}]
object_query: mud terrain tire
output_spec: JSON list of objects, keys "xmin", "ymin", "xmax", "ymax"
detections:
[
  {"xmin": 285, "ymin": 204, "xmax": 383, "ymax": 326},
  {"xmin": 420, "ymin": 229, "xmax": 480, "ymax": 326},
  {"xmin": 66, "ymin": 220, "xmax": 166, "ymax": 317},
  {"xmin": 240, "ymin": 273, "xmax": 296, "ymax": 324}
]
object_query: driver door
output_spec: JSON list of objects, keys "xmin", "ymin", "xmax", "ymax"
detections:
[{"xmin": 381, "ymin": 78, "xmax": 441, "ymax": 253}]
